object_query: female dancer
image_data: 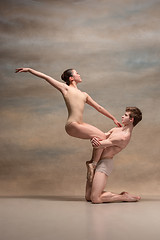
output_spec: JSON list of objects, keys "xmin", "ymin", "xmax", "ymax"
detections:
[{"xmin": 16, "ymin": 68, "xmax": 121, "ymax": 179}]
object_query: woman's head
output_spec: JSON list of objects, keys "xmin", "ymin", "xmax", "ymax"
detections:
[
  {"xmin": 61, "ymin": 69, "xmax": 82, "ymax": 85},
  {"xmin": 61, "ymin": 69, "xmax": 73, "ymax": 85}
]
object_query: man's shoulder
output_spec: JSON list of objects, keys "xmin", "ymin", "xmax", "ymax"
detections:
[{"xmin": 111, "ymin": 127, "xmax": 121, "ymax": 132}]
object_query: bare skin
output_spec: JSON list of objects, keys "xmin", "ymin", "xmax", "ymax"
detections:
[
  {"xmin": 86, "ymin": 172, "xmax": 141, "ymax": 203},
  {"xmin": 86, "ymin": 111, "xmax": 132, "ymax": 182},
  {"xmin": 15, "ymin": 68, "xmax": 121, "ymax": 166},
  {"xmin": 85, "ymin": 111, "xmax": 141, "ymax": 203}
]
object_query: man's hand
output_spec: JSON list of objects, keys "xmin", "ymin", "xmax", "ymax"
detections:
[{"xmin": 90, "ymin": 137, "xmax": 101, "ymax": 148}]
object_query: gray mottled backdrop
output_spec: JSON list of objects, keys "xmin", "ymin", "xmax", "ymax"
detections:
[{"xmin": 1, "ymin": 0, "xmax": 160, "ymax": 196}]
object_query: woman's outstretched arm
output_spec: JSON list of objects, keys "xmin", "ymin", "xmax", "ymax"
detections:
[
  {"xmin": 85, "ymin": 93, "xmax": 122, "ymax": 127},
  {"xmin": 15, "ymin": 68, "xmax": 67, "ymax": 93}
]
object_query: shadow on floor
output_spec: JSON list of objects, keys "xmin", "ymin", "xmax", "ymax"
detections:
[
  {"xmin": 141, "ymin": 196, "xmax": 160, "ymax": 202},
  {"xmin": 0, "ymin": 195, "xmax": 160, "ymax": 202},
  {"xmin": 0, "ymin": 195, "xmax": 86, "ymax": 202}
]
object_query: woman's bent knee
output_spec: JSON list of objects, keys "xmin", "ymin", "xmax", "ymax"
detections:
[
  {"xmin": 99, "ymin": 132, "xmax": 106, "ymax": 140},
  {"xmin": 91, "ymin": 131, "xmax": 106, "ymax": 141}
]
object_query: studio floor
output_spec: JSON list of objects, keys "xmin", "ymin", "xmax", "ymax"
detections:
[{"xmin": 0, "ymin": 195, "xmax": 160, "ymax": 240}]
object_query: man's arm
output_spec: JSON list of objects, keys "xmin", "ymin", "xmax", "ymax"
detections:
[
  {"xmin": 91, "ymin": 137, "xmax": 115, "ymax": 149},
  {"xmin": 91, "ymin": 128, "xmax": 116, "ymax": 148},
  {"xmin": 91, "ymin": 132, "xmax": 125, "ymax": 149}
]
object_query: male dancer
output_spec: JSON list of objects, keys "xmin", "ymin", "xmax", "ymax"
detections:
[{"xmin": 85, "ymin": 107, "xmax": 142, "ymax": 203}]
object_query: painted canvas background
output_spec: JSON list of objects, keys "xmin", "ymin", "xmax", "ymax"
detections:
[{"xmin": 0, "ymin": 0, "xmax": 160, "ymax": 196}]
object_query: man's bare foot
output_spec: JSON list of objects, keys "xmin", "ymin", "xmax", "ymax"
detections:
[
  {"xmin": 86, "ymin": 161, "xmax": 96, "ymax": 183},
  {"xmin": 120, "ymin": 191, "xmax": 141, "ymax": 202}
]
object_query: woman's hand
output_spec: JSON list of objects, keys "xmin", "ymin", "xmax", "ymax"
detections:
[
  {"xmin": 15, "ymin": 68, "xmax": 30, "ymax": 73},
  {"xmin": 15, "ymin": 67, "xmax": 66, "ymax": 92},
  {"xmin": 113, "ymin": 118, "xmax": 122, "ymax": 127}
]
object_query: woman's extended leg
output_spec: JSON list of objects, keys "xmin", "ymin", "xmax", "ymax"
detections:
[
  {"xmin": 65, "ymin": 122, "xmax": 106, "ymax": 181},
  {"xmin": 65, "ymin": 122, "xmax": 106, "ymax": 140}
]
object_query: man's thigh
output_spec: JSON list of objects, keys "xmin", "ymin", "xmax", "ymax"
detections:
[{"xmin": 91, "ymin": 172, "xmax": 108, "ymax": 198}]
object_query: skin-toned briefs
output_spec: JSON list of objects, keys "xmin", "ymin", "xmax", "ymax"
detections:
[{"xmin": 95, "ymin": 158, "xmax": 113, "ymax": 176}]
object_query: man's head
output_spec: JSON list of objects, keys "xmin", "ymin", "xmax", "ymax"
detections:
[{"xmin": 125, "ymin": 107, "xmax": 142, "ymax": 127}]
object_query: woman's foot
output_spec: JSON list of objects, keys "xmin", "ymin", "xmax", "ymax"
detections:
[{"xmin": 86, "ymin": 161, "xmax": 96, "ymax": 183}]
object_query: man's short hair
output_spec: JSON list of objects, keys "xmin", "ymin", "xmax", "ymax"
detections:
[{"xmin": 126, "ymin": 107, "xmax": 142, "ymax": 127}]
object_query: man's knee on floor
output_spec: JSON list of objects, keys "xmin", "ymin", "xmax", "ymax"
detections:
[
  {"xmin": 85, "ymin": 194, "xmax": 91, "ymax": 202},
  {"xmin": 91, "ymin": 193, "xmax": 101, "ymax": 204}
]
